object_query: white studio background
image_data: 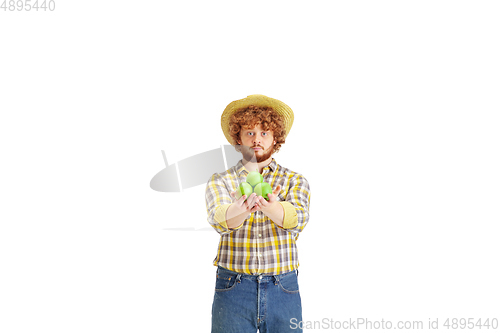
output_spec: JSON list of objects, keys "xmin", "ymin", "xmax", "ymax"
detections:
[{"xmin": 1, "ymin": 1, "xmax": 499, "ymax": 332}]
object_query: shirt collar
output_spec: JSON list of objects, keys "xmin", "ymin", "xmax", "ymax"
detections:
[
  {"xmin": 266, "ymin": 158, "xmax": 277, "ymax": 172},
  {"xmin": 236, "ymin": 158, "xmax": 277, "ymax": 176}
]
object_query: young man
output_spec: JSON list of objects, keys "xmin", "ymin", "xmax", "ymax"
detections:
[{"xmin": 205, "ymin": 94, "xmax": 311, "ymax": 333}]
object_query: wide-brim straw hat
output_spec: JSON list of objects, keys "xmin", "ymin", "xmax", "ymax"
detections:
[{"xmin": 221, "ymin": 94, "xmax": 294, "ymax": 145}]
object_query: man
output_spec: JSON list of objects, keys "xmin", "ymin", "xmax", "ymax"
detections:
[{"xmin": 205, "ymin": 94, "xmax": 311, "ymax": 333}]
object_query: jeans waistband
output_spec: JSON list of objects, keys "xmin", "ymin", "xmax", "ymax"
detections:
[{"xmin": 216, "ymin": 265, "xmax": 298, "ymax": 281}]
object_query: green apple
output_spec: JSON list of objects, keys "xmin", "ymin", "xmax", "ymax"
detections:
[
  {"xmin": 236, "ymin": 182, "xmax": 253, "ymax": 201},
  {"xmin": 246, "ymin": 171, "xmax": 263, "ymax": 187},
  {"xmin": 254, "ymin": 182, "xmax": 273, "ymax": 201}
]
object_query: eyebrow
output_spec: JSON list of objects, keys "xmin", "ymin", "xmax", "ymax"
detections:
[{"xmin": 243, "ymin": 129, "xmax": 269, "ymax": 132}]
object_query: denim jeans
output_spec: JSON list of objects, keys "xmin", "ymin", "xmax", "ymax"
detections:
[{"xmin": 211, "ymin": 266, "xmax": 303, "ymax": 333}]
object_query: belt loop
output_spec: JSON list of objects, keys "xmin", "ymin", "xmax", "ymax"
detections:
[
  {"xmin": 236, "ymin": 274, "xmax": 242, "ymax": 283},
  {"xmin": 273, "ymin": 275, "xmax": 279, "ymax": 285},
  {"xmin": 296, "ymin": 269, "xmax": 299, "ymax": 277}
]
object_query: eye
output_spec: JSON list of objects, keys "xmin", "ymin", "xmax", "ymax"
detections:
[
  {"xmin": 247, "ymin": 132, "xmax": 254, "ymax": 136},
  {"xmin": 262, "ymin": 132, "xmax": 267, "ymax": 136}
]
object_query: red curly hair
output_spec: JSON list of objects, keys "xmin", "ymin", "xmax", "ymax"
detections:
[{"xmin": 229, "ymin": 105, "xmax": 286, "ymax": 154}]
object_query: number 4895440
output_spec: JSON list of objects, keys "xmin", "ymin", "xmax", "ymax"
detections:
[
  {"xmin": 443, "ymin": 318, "xmax": 498, "ymax": 330},
  {"xmin": 1, "ymin": 0, "xmax": 56, "ymax": 11}
]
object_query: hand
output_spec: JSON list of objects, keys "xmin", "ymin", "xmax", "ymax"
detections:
[
  {"xmin": 253, "ymin": 185, "xmax": 282, "ymax": 212},
  {"xmin": 229, "ymin": 191, "xmax": 261, "ymax": 214}
]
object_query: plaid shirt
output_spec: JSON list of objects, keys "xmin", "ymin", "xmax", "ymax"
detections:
[{"xmin": 205, "ymin": 158, "xmax": 311, "ymax": 275}]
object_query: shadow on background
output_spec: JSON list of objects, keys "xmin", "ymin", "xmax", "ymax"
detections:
[{"xmin": 150, "ymin": 144, "xmax": 251, "ymax": 192}]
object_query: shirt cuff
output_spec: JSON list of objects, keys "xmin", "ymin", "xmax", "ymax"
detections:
[
  {"xmin": 279, "ymin": 201, "xmax": 298, "ymax": 229},
  {"xmin": 214, "ymin": 203, "xmax": 235, "ymax": 230}
]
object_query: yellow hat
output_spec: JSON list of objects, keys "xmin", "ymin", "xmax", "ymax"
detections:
[{"xmin": 221, "ymin": 94, "xmax": 294, "ymax": 145}]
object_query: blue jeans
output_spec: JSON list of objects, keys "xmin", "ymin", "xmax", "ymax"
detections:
[{"xmin": 211, "ymin": 266, "xmax": 303, "ymax": 333}]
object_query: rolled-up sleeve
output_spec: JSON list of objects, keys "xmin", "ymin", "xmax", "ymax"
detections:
[
  {"xmin": 205, "ymin": 173, "xmax": 240, "ymax": 235},
  {"xmin": 278, "ymin": 173, "xmax": 310, "ymax": 234}
]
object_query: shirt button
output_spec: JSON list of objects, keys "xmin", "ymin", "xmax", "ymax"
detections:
[{"xmin": 258, "ymin": 234, "xmax": 262, "ymax": 237}]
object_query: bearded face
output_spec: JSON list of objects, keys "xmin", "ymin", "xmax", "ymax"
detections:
[{"xmin": 236, "ymin": 124, "xmax": 275, "ymax": 163}]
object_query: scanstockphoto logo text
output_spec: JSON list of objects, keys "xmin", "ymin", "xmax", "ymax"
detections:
[
  {"xmin": 1, "ymin": 0, "xmax": 55, "ymax": 11},
  {"xmin": 290, "ymin": 317, "xmax": 499, "ymax": 330},
  {"xmin": 290, "ymin": 318, "xmax": 424, "ymax": 331}
]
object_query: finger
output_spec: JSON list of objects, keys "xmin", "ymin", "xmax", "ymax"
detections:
[
  {"xmin": 231, "ymin": 191, "xmax": 242, "ymax": 205},
  {"xmin": 255, "ymin": 196, "xmax": 266, "ymax": 208},
  {"xmin": 273, "ymin": 185, "xmax": 281, "ymax": 195},
  {"xmin": 235, "ymin": 193, "xmax": 248, "ymax": 207},
  {"xmin": 243, "ymin": 194, "xmax": 253, "ymax": 206},
  {"xmin": 250, "ymin": 194, "xmax": 257, "ymax": 207},
  {"xmin": 231, "ymin": 191, "xmax": 242, "ymax": 201},
  {"xmin": 252, "ymin": 197, "xmax": 260, "ymax": 208},
  {"xmin": 267, "ymin": 193, "xmax": 276, "ymax": 203},
  {"xmin": 242, "ymin": 193, "xmax": 252, "ymax": 209},
  {"xmin": 251, "ymin": 200, "xmax": 261, "ymax": 212}
]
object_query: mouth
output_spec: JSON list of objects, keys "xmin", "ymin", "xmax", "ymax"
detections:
[{"xmin": 252, "ymin": 147, "xmax": 262, "ymax": 151}]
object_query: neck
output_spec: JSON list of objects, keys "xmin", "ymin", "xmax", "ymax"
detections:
[{"xmin": 242, "ymin": 156, "xmax": 273, "ymax": 173}]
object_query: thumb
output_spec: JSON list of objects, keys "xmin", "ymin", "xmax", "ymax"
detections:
[{"xmin": 274, "ymin": 185, "xmax": 281, "ymax": 194}]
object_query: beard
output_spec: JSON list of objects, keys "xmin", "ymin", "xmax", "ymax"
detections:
[
  {"xmin": 238, "ymin": 145, "xmax": 274, "ymax": 163},
  {"xmin": 254, "ymin": 145, "xmax": 273, "ymax": 162}
]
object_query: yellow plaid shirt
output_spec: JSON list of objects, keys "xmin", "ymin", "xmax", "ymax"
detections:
[{"xmin": 205, "ymin": 158, "xmax": 311, "ymax": 275}]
